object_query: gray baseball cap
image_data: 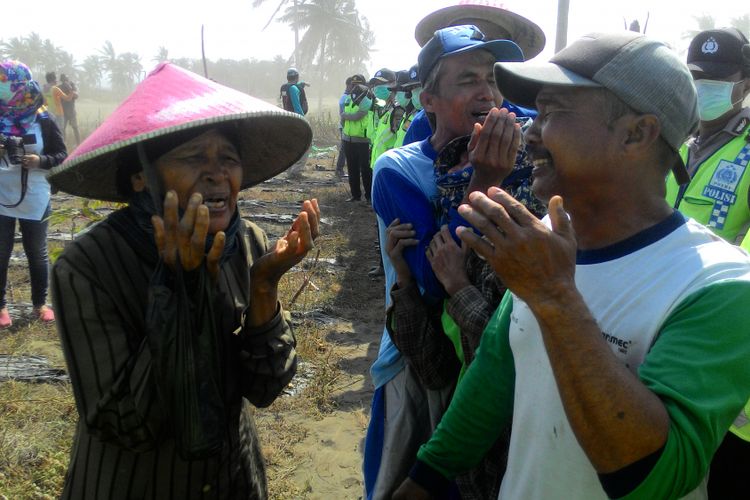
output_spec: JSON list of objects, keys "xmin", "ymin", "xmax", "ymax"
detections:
[{"xmin": 494, "ymin": 32, "xmax": 698, "ymax": 182}]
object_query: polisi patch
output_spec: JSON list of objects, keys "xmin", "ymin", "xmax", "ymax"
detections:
[{"xmin": 704, "ymin": 160, "xmax": 746, "ymax": 203}]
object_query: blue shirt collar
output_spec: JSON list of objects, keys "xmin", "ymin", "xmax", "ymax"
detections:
[{"xmin": 420, "ymin": 137, "xmax": 439, "ymax": 161}]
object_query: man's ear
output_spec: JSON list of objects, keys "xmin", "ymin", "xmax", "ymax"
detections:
[
  {"xmin": 421, "ymin": 89, "xmax": 436, "ymax": 113},
  {"xmin": 130, "ymin": 172, "xmax": 146, "ymax": 193},
  {"xmin": 623, "ymin": 114, "xmax": 661, "ymax": 156}
]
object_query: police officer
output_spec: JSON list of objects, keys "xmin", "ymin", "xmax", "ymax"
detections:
[
  {"xmin": 341, "ymin": 74, "xmax": 373, "ymax": 202},
  {"xmin": 393, "ymin": 65, "xmax": 422, "ymax": 148},
  {"xmin": 369, "ymin": 68, "xmax": 401, "ymax": 169},
  {"xmin": 665, "ymin": 27, "xmax": 750, "ymax": 500},
  {"xmin": 666, "ymin": 28, "xmax": 750, "ymax": 244}
]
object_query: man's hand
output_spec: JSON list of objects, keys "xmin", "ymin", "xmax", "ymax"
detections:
[
  {"xmin": 456, "ymin": 187, "xmax": 577, "ymax": 305},
  {"xmin": 153, "ymin": 191, "xmax": 225, "ymax": 279},
  {"xmin": 426, "ymin": 225, "xmax": 470, "ymax": 295},
  {"xmin": 392, "ymin": 477, "xmax": 431, "ymax": 500},
  {"xmin": 385, "ymin": 218, "xmax": 418, "ymax": 287},
  {"xmin": 467, "ymin": 107, "xmax": 521, "ymax": 187}
]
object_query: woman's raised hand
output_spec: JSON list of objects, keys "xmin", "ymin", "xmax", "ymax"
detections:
[{"xmin": 152, "ymin": 190, "xmax": 225, "ymax": 279}]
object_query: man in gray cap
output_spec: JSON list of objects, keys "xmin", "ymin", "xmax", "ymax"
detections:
[{"xmin": 394, "ymin": 31, "xmax": 750, "ymax": 500}]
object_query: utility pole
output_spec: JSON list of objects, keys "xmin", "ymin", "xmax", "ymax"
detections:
[{"xmin": 555, "ymin": 0, "xmax": 570, "ymax": 53}]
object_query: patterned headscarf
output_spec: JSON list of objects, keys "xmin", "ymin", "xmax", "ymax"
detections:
[
  {"xmin": 434, "ymin": 135, "xmax": 473, "ymax": 226},
  {"xmin": 0, "ymin": 60, "xmax": 44, "ymax": 136},
  {"xmin": 433, "ymin": 117, "xmax": 547, "ymax": 226}
]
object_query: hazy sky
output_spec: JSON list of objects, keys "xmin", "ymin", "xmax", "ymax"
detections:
[{"xmin": 6, "ymin": 0, "xmax": 746, "ymax": 77}]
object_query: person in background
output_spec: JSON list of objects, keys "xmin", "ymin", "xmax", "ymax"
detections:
[
  {"xmin": 341, "ymin": 74, "xmax": 373, "ymax": 203},
  {"xmin": 48, "ymin": 62, "xmax": 319, "ymax": 499},
  {"xmin": 58, "ymin": 74, "xmax": 80, "ymax": 147},
  {"xmin": 280, "ymin": 67, "xmax": 310, "ymax": 179},
  {"xmin": 0, "ymin": 60, "xmax": 66, "ymax": 329},
  {"xmin": 41, "ymin": 71, "xmax": 74, "ymax": 130},
  {"xmin": 368, "ymin": 69, "xmax": 399, "ymax": 170},
  {"xmin": 336, "ymin": 76, "xmax": 353, "ymax": 178},
  {"xmin": 403, "ymin": 2, "xmax": 544, "ymax": 146},
  {"xmin": 665, "ymin": 27, "xmax": 750, "ymax": 500},
  {"xmin": 394, "ymin": 31, "xmax": 750, "ymax": 500},
  {"xmin": 393, "ymin": 65, "xmax": 422, "ymax": 148},
  {"xmin": 364, "ymin": 25, "xmax": 524, "ymax": 499}
]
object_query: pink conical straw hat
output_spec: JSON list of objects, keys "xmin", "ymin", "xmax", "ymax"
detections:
[
  {"xmin": 48, "ymin": 62, "xmax": 312, "ymax": 201},
  {"xmin": 415, "ymin": 2, "xmax": 545, "ymax": 60}
]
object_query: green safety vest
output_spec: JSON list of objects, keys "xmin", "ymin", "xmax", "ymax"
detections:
[
  {"xmin": 665, "ymin": 123, "xmax": 750, "ymax": 242},
  {"xmin": 370, "ymin": 109, "xmax": 397, "ymax": 167},
  {"xmin": 395, "ymin": 109, "xmax": 416, "ymax": 148},
  {"xmin": 342, "ymin": 99, "xmax": 369, "ymax": 139},
  {"xmin": 730, "ymin": 399, "xmax": 750, "ymax": 442},
  {"xmin": 441, "ymin": 306, "xmax": 467, "ymax": 382},
  {"xmin": 366, "ymin": 100, "xmax": 388, "ymax": 141}
]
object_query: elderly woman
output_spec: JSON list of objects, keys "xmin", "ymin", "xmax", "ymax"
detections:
[{"xmin": 48, "ymin": 63, "xmax": 317, "ymax": 499}]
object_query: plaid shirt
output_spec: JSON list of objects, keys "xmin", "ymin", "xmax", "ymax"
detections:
[{"xmin": 386, "ymin": 282, "xmax": 460, "ymax": 389}]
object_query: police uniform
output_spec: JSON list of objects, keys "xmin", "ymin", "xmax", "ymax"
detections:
[{"xmin": 666, "ymin": 108, "xmax": 750, "ymax": 243}]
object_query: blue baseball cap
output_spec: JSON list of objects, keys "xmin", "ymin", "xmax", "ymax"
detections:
[{"xmin": 418, "ymin": 24, "xmax": 523, "ymax": 86}]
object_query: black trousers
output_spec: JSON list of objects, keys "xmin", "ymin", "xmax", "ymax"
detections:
[
  {"xmin": 707, "ymin": 431, "xmax": 749, "ymax": 499},
  {"xmin": 336, "ymin": 136, "xmax": 347, "ymax": 174},
  {"xmin": 343, "ymin": 141, "xmax": 372, "ymax": 200}
]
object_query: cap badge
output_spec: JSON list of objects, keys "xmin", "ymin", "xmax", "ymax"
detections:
[
  {"xmin": 702, "ymin": 37, "xmax": 719, "ymax": 55},
  {"xmin": 410, "ymin": 69, "xmax": 418, "ymax": 79}
]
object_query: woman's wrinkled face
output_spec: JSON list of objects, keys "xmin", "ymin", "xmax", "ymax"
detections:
[{"xmin": 155, "ymin": 129, "xmax": 243, "ymax": 234}]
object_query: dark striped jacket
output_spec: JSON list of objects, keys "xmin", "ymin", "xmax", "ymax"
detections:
[{"xmin": 52, "ymin": 211, "xmax": 296, "ymax": 499}]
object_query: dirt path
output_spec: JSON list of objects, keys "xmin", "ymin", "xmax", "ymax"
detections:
[{"xmin": 250, "ymin": 158, "xmax": 386, "ymax": 499}]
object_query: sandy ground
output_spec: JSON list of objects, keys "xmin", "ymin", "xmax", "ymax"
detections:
[{"xmin": 264, "ymin": 158, "xmax": 386, "ymax": 499}]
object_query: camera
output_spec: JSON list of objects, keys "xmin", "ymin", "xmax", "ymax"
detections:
[
  {"xmin": 351, "ymin": 84, "xmax": 374, "ymax": 106},
  {"xmin": 0, "ymin": 134, "xmax": 25, "ymax": 165}
]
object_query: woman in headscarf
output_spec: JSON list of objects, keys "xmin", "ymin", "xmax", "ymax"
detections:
[
  {"xmin": 0, "ymin": 60, "xmax": 66, "ymax": 328},
  {"xmin": 48, "ymin": 63, "xmax": 318, "ymax": 499}
]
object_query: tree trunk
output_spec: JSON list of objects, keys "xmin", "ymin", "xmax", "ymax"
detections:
[
  {"xmin": 293, "ymin": 0, "xmax": 299, "ymax": 66},
  {"xmin": 317, "ymin": 32, "xmax": 327, "ymax": 112},
  {"xmin": 555, "ymin": 0, "xmax": 570, "ymax": 53}
]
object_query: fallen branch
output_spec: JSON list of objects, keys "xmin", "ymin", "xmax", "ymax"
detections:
[{"xmin": 289, "ymin": 247, "xmax": 321, "ymax": 307}]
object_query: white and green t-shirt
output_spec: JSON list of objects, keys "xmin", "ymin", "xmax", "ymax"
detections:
[{"xmin": 416, "ymin": 213, "xmax": 750, "ymax": 499}]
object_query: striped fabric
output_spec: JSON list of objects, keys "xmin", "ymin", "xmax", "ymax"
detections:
[{"xmin": 52, "ymin": 209, "xmax": 296, "ymax": 499}]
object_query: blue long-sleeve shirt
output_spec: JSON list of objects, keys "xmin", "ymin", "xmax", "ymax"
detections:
[{"xmin": 288, "ymin": 84, "xmax": 304, "ymax": 115}]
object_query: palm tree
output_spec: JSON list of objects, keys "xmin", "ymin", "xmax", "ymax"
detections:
[
  {"xmin": 153, "ymin": 46, "xmax": 169, "ymax": 64},
  {"xmin": 278, "ymin": 0, "xmax": 373, "ymax": 91},
  {"xmin": 78, "ymin": 55, "xmax": 103, "ymax": 92},
  {"xmin": 24, "ymin": 33, "xmax": 45, "ymax": 73},
  {"xmin": 98, "ymin": 40, "xmax": 118, "ymax": 87},
  {"xmin": 252, "ymin": 0, "xmax": 302, "ymax": 65},
  {"xmin": 682, "ymin": 14, "xmax": 716, "ymax": 41},
  {"xmin": 731, "ymin": 14, "xmax": 750, "ymax": 37},
  {"xmin": 0, "ymin": 36, "xmax": 32, "ymax": 64}
]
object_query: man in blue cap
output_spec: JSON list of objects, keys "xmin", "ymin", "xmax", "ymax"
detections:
[
  {"xmin": 364, "ymin": 24, "xmax": 523, "ymax": 499},
  {"xmin": 394, "ymin": 31, "xmax": 750, "ymax": 500}
]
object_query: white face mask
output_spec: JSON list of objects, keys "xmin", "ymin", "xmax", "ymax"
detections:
[{"xmin": 694, "ymin": 79, "xmax": 743, "ymax": 121}]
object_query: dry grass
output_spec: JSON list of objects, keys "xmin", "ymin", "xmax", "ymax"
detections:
[{"xmin": 0, "ymin": 152, "xmax": 378, "ymax": 498}]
